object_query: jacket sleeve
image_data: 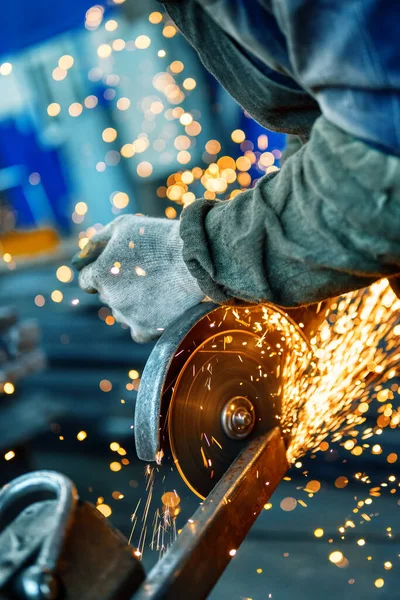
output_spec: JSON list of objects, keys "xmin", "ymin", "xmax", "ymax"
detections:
[
  {"xmin": 180, "ymin": 116, "xmax": 400, "ymax": 307},
  {"xmin": 162, "ymin": 0, "xmax": 320, "ymax": 138}
]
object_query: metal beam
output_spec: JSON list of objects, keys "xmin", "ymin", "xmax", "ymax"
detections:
[{"xmin": 133, "ymin": 427, "xmax": 288, "ymax": 600}]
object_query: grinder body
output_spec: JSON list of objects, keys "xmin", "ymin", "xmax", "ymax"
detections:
[{"xmin": 135, "ymin": 301, "xmax": 327, "ymax": 499}]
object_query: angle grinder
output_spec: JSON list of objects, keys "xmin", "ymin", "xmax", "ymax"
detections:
[
  {"xmin": 134, "ymin": 301, "xmax": 326, "ymax": 499},
  {"xmin": 73, "ymin": 240, "xmax": 326, "ymax": 500}
]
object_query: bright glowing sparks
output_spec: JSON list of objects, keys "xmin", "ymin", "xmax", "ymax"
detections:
[
  {"xmin": 112, "ymin": 39, "xmax": 126, "ymax": 52},
  {"xmin": 68, "ymin": 103, "xmax": 83, "ymax": 117},
  {"xmin": 110, "ymin": 461, "xmax": 122, "ymax": 472},
  {"xmin": 51, "ymin": 290, "xmax": 63, "ymax": 303},
  {"xmin": 162, "ymin": 25, "xmax": 177, "ymax": 38},
  {"xmin": 135, "ymin": 35, "xmax": 151, "ymax": 50},
  {"xmin": 105, "ymin": 19, "xmax": 118, "ymax": 31},
  {"xmin": 102, "ymin": 127, "xmax": 117, "ymax": 143},
  {"xmin": 52, "ymin": 67, "xmax": 67, "ymax": 81},
  {"xmin": 314, "ymin": 528, "xmax": 324, "ymax": 538},
  {"xmin": 58, "ymin": 55, "xmax": 74, "ymax": 70},
  {"xmin": 112, "ymin": 192, "xmax": 129, "ymax": 209},
  {"xmin": 56, "ymin": 265, "xmax": 73, "ymax": 283},
  {"xmin": 280, "ymin": 497, "xmax": 297, "ymax": 512},
  {"xmin": 117, "ymin": 97, "xmax": 131, "ymax": 111},
  {"xmin": 121, "ymin": 144, "xmax": 135, "ymax": 158},
  {"xmin": 180, "ymin": 113, "xmax": 193, "ymax": 126},
  {"xmin": 161, "ymin": 491, "xmax": 180, "ymax": 508},
  {"xmin": 329, "ymin": 551, "xmax": 343, "ymax": 564},
  {"xmin": 0, "ymin": 62, "xmax": 12, "ymax": 76},
  {"xmin": 47, "ymin": 103, "xmax": 61, "ymax": 117},
  {"xmin": 3, "ymin": 382, "xmax": 15, "ymax": 395},
  {"xmin": 84, "ymin": 95, "xmax": 98, "ymax": 109},
  {"xmin": 165, "ymin": 206, "xmax": 177, "ymax": 219},
  {"xmin": 170, "ymin": 60, "xmax": 184, "ymax": 73},
  {"xmin": 149, "ymin": 11, "xmax": 163, "ymax": 24},
  {"xmin": 183, "ymin": 78, "xmax": 196, "ymax": 90},
  {"xmin": 137, "ymin": 162, "xmax": 153, "ymax": 178},
  {"xmin": 97, "ymin": 44, "xmax": 112, "ymax": 58},
  {"xmin": 75, "ymin": 201, "xmax": 88, "ymax": 215},
  {"xmin": 100, "ymin": 380, "xmax": 112, "ymax": 392},
  {"xmin": 284, "ymin": 281, "xmax": 400, "ymax": 462},
  {"xmin": 97, "ymin": 503, "xmax": 112, "ymax": 517},
  {"xmin": 85, "ymin": 5, "xmax": 104, "ymax": 29},
  {"xmin": 231, "ymin": 129, "xmax": 245, "ymax": 143},
  {"xmin": 34, "ymin": 295, "xmax": 45, "ymax": 307}
]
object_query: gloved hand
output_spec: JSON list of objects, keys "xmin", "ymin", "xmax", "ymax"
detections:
[{"xmin": 72, "ymin": 215, "xmax": 205, "ymax": 342}]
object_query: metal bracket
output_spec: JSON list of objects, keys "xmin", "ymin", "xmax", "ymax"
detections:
[
  {"xmin": 0, "ymin": 429, "xmax": 286, "ymax": 600},
  {"xmin": 0, "ymin": 471, "xmax": 78, "ymax": 599},
  {"xmin": 133, "ymin": 427, "xmax": 288, "ymax": 600}
]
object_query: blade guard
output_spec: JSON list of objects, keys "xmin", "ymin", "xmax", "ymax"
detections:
[{"xmin": 134, "ymin": 302, "xmax": 217, "ymax": 461}]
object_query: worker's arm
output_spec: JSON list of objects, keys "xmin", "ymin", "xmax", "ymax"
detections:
[
  {"xmin": 180, "ymin": 116, "xmax": 400, "ymax": 307},
  {"xmin": 161, "ymin": 0, "xmax": 320, "ymax": 139}
]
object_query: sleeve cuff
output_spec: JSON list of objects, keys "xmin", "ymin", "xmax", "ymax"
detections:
[{"xmin": 179, "ymin": 199, "xmax": 236, "ymax": 304}]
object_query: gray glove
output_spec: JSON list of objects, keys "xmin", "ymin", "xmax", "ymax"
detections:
[{"xmin": 73, "ymin": 215, "xmax": 205, "ymax": 342}]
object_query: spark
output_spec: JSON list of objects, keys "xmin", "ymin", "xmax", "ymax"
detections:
[
  {"xmin": 281, "ymin": 281, "xmax": 399, "ymax": 462},
  {"xmin": 128, "ymin": 498, "xmax": 142, "ymax": 545},
  {"xmin": 200, "ymin": 446, "xmax": 208, "ymax": 468},
  {"xmin": 211, "ymin": 436, "xmax": 222, "ymax": 449}
]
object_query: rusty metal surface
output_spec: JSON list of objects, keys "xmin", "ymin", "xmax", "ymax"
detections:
[
  {"xmin": 0, "ymin": 471, "xmax": 145, "ymax": 600},
  {"xmin": 0, "ymin": 501, "xmax": 57, "ymax": 592},
  {"xmin": 0, "ymin": 471, "xmax": 78, "ymax": 599},
  {"xmin": 0, "ymin": 471, "xmax": 78, "ymax": 586},
  {"xmin": 133, "ymin": 427, "xmax": 288, "ymax": 600},
  {"xmin": 58, "ymin": 502, "xmax": 145, "ymax": 600}
]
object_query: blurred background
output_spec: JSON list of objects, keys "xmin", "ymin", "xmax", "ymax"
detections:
[{"xmin": 0, "ymin": 1, "xmax": 399, "ymax": 599}]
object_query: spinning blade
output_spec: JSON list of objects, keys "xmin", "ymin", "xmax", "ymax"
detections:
[{"xmin": 167, "ymin": 305, "xmax": 309, "ymax": 499}]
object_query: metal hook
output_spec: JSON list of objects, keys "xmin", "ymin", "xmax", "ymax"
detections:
[{"xmin": 0, "ymin": 471, "xmax": 78, "ymax": 599}]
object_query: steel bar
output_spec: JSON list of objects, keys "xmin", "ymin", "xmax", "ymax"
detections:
[{"xmin": 133, "ymin": 426, "xmax": 288, "ymax": 600}]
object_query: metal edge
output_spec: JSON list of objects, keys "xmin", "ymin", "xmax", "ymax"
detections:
[
  {"xmin": 133, "ymin": 427, "xmax": 288, "ymax": 599},
  {"xmin": 0, "ymin": 470, "xmax": 79, "ymax": 572},
  {"xmin": 134, "ymin": 302, "xmax": 217, "ymax": 461}
]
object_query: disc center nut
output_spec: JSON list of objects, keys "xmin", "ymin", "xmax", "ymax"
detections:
[{"xmin": 221, "ymin": 397, "xmax": 256, "ymax": 440}]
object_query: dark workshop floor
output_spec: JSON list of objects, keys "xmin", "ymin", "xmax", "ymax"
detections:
[{"xmin": 1, "ymin": 264, "xmax": 399, "ymax": 599}]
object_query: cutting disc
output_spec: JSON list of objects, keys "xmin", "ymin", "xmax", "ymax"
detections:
[{"xmin": 167, "ymin": 305, "xmax": 309, "ymax": 499}]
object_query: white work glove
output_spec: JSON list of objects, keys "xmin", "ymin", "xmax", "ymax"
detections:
[{"xmin": 73, "ymin": 215, "xmax": 205, "ymax": 342}]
